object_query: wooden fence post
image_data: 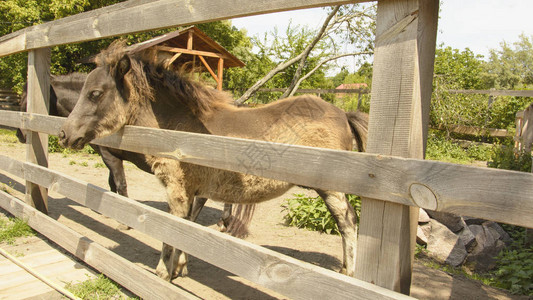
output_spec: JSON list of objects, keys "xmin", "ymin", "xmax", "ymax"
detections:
[
  {"xmin": 25, "ymin": 48, "xmax": 51, "ymax": 214},
  {"xmin": 355, "ymin": 0, "xmax": 438, "ymax": 294}
]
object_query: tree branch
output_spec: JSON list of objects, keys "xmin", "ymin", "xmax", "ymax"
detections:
[
  {"xmin": 281, "ymin": 6, "xmax": 341, "ymax": 99},
  {"xmin": 288, "ymin": 51, "xmax": 373, "ymax": 97},
  {"xmin": 235, "ymin": 6, "xmax": 341, "ymax": 104}
]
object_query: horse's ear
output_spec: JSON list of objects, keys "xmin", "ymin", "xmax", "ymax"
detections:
[
  {"xmin": 116, "ymin": 54, "xmax": 131, "ymax": 80},
  {"xmin": 114, "ymin": 55, "xmax": 131, "ymax": 100}
]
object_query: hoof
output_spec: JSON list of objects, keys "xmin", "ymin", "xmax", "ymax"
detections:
[
  {"xmin": 339, "ymin": 267, "xmax": 354, "ymax": 277},
  {"xmin": 217, "ymin": 219, "xmax": 227, "ymax": 232},
  {"xmin": 155, "ymin": 260, "xmax": 174, "ymax": 281},
  {"xmin": 116, "ymin": 223, "xmax": 131, "ymax": 230},
  {"xmin": 155, "ymin": 268, "xmax": 172, "ymax": 282},
  {"xmin": 173, "ymin": 264, "xmax": 188, "ymax": 278}
]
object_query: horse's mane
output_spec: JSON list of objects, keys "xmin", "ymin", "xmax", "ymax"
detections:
[{"xmin": 95, "ymin": 40, "xmax": 234, "ymax": 117}]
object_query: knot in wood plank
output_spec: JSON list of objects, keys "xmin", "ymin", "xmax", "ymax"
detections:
[
  {"xmin": 409, "ymin": 183, "xmax": 437, "ymax": 210},
  {"xmin": 262, "ymin": 261, "xmax": 295, "ymax": 283}
]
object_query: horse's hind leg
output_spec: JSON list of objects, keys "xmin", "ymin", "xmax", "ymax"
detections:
[
  {"xmin": 315, "ymin": 189, "xmax": 357, "ymax": 276},
  {"xmin": 189, "ymin": 197, "xmax": 208, "ymax": 221},
  {"xmin": 218, "ymin": 203, "xmax": 232, "ymax": 232},
  {"xmin": 190, "ymin": 198, "xmax": 233, "ymax": 232}
]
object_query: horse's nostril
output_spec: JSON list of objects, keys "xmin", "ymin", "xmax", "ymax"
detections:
[{"xmin": 58, "ymin": 130, "xmax": 65, "ymax": 140}]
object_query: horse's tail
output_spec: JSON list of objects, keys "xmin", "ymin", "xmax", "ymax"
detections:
[
  {"xmin": 346, "ymin": 111, "xmax": 369, "ymax": 152},
  {"xmin": 225, "ymin": 203, "xmax": 256, "ymax": 238}
]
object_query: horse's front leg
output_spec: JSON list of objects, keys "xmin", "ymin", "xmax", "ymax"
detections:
[{"xmin": 155, "ymin": 182, "xmax": 193, "ymax": 280}]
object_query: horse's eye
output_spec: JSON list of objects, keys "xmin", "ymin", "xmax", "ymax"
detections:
[{"xmin": 89, "ymin": 90, "xmax": 103, "ymax": 100}]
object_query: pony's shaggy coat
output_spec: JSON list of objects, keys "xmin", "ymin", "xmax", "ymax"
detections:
[{"xmin": 59, "ymin": 41, "xmax": 368, "ymax": 280}]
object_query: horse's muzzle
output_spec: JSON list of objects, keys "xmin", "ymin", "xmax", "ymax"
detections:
[{"xmin": 58, "ymin": 129, "xmax": 84, "ymax": 149}]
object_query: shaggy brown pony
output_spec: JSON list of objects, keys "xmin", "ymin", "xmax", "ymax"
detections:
[{"xmin": 59, "ymin": 41, "xmax": 368, "ymax": 280}]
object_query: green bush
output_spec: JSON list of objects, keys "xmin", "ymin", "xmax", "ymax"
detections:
[
  {"xmin": 492, "ymin": 225, "xmax": 533, "ymax": 295},
  {"xmin": 488, "ymin": 144, "xmax": 531, "ymax": 172},
  {"xmin": 282, "ymin": 193, "xmax": 360, "ymax": 235},
  {"xmin": 487, "ymin": 144, "xmax": 533, "ymax": 296},
  {"xmin": 425, "ymin": 130, "xmax": 494, "ymax": 164},
  {"xmin": 426, "ymin": 131, "xmax": 471, "ymax": 164},
  {"xmin": 466, "ymin": 143, "xmax": 493, "ymax": 161}
]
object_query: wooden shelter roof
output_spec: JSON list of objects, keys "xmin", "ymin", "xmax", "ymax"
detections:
[{"xmin": 128, "ymin": 26, "xmax": 245, "ymax": 71}]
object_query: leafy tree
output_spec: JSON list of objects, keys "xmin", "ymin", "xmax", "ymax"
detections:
[
  {"xmin": 236, "ymin": 4, "xmax": 375, "ymax": 104},
  {"xmin": 330, "ymin": 67, "xmax": 350, "ymax": 88},
  {"xmin": 483, "ymin": 34, "xmax": 533, "ymax": 89},
  {"xmin": 431, "ymin": 38, "xmax": 533, "ymax": 133},
  {"xmin": 0, "ymin": 1, "xmax": 254, "ymax": 97},
  {"xmin": 0, "ymin": 0, "xmax": 124, "ymax": 92},
  {"xmin": 433, "ymin": 46, "xmax": 485, "ymax": 90},
  {"xmin": 343, "ymin": 62, "xmax": 372, "ymax": 85},
  {"xmin": 430, "ymin": 46, "xmax": 489, "ymax": 130}
]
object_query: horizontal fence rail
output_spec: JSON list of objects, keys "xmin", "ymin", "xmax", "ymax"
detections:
[
  {"xmin": 0, "ymin": 155, "xmax": 410, "ymax": 300},
  {"xmin": 257, "ymin": 88, "xmax": 369, "ymax": 94},
  {"xmin": 448, "ymin": 89, "xmax": 533, "ymax": 97},
  {"xmin": 0, "ymin": 0, "xmax": 366, "ymax": 57},
  {"xmin": 432, "ymin": 124, "xmax": 511, "ymax": 137},
  {"xmin": 2, "ymin": 110, "xmax": 533, "ymax": 229}
]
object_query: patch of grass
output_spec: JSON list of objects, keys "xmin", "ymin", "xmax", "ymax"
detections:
[
  {"xmin": 467, "ymin": 144, "xmax": 493, "ymax": 161},
  {"xmin": 0, "ymin": 217, "xmax": 36, "ymax": 244},
  {"xmin": 48, "ymin": 135, "xmax": 63, "ymax": 153},
  {"xmin": 0, "ymin": 129, "xmax": 19, "ymax": 144},
  {"xmin": 425, "ymin": 130, "xmax": 495, "ymax": 164},
  {"xmin": 80, "ymin": 161, "xmax": 89, "ymax": 167},
  {"xmin": 65, "ymin": 274, "xmax": 135, "ymax": 300},
  {"xmin": 69, "ymin": 160, "xmax": 76, "ymax": 165},
  {"xmin": 49, "ymin": 135, "xmax": 97, "ymax": 155},
  {"xmin": 425, "ymin": 131, "xmax": 473, "ymax": 164},
  {"xmin": 93, "ymin": 162, "xmax": 106, "ymax": 168},
  {"xmin": 282, "ymin": 193, "xmax": 360, "ymax": 235},
  {"xmin": 1, "ymin": 181, "xmax": 15, "ymax": 195}
]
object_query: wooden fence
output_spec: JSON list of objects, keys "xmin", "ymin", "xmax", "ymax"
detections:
[
  {"xmin": 0, "ymin": 0, "xmax": 532, "ymax": 299},
  {"xmin": 438, "ymin": 89, "xmax": 533, "ymax": 138},
  {"xmin": 0, "ymin": 89, "xmax": 20, "ymax": 112}
]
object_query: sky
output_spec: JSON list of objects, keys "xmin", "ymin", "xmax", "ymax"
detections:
[{"xmin": 231, "ymin": 0, "xmax": 533, "ymax": 69}]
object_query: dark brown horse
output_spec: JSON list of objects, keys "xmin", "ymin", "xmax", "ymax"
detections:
[
  {"xmin": 58, "ymin": 41, "xmax": 367, "ymax": 280},
  {"xmin": 17, "ymin": 73, "xmax": 231, "ymax": 229}
]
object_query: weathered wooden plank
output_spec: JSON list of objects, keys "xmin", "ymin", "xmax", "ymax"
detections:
[
  {"xmin": 0, "ymin": 189, "xmax": 200, "ymax": 300},
  {"xmin": 448, "ymin": 89, "xmax": 533, "ymax": 97},
  {"xmin": 25, "ymin": 49, "xmax": 50, "ymax": 214},
  {"xmin": 0, "ymin": 249, "xmax": 86, "ymax": 299},
  {"xmin": 434, "ymin": 124, "xmax": 511, "ymax": 137},
  {"xmin": 355, "ymin": 0, "xmax": 439, "ymax": 294},
  {"xmin": 0, "ymin": 0, "xmax": 366, "ymax": 57},
  {"xmin": 0, "ymin": 112, "xmax": 532, "ymax": 228},
  {"xmin": 0, "ymin": 111, "xmax": 23, "ymax": 128},
  {"xmin": 257, "ymin": 88, "xmax": 369, "ymax": 94},
  {"xmin": 0, "ymin": 157, "xmax": 412, "ymax": 300},
  {"xmin": 0, "ymin": 0, "xmax": 161, "ymax": 55}
]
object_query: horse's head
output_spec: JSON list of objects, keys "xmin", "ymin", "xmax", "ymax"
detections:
[{"xmin": 59, "ymin": 54, "xmax": 132, "ymax": 150}]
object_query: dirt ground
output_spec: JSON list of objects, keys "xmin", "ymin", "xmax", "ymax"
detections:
[{"xmin": 0, "ymin": 135, "xmax": 529, "ymax": 300}]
